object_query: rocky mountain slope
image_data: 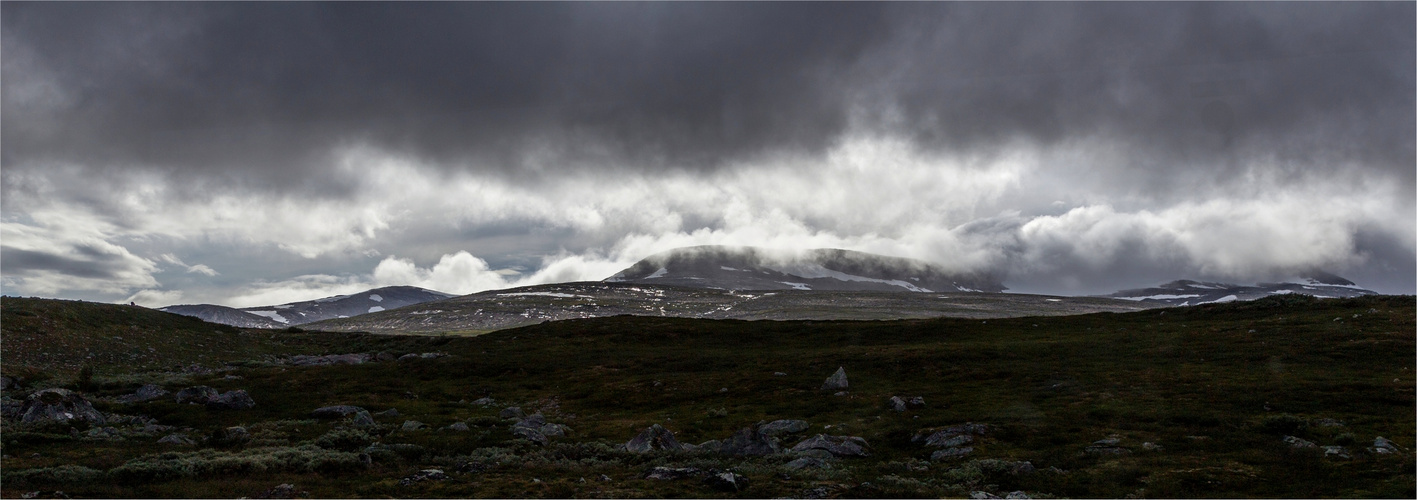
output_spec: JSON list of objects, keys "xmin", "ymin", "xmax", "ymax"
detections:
[
  {"xmin": 605, "ymin": 246, "xmax": 1005, "ymax": 293},
  {"xmin": 306, "ymin": 282, "xmax": 1157, "ymax": 334},
  {"xmin": 1106, "ymin": 272, "xmax": 1377, "ymax": 306},
  {"xmin": 160, "ymin": 285, "xmax": 454, "ymax": 327}
]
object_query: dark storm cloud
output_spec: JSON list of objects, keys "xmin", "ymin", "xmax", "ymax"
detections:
[
  {"xmin": 5, "ymin": 2, "xmax": 1409, "ymax": 190},
  {"xmin": 0, "ymin": 247, "xmax": 124, "ymax": 279}
]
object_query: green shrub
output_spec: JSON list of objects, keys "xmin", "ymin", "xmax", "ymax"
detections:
[
  {"xmin": 315, "ymin": 428, "xmax": 373, "ymax": 451},
  {"xmin": 3, "ymin": 465, "xmax": 104, "ymax": 486}
]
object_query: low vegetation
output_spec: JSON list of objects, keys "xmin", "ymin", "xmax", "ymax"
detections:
[{"xmin": 2, "ymin": 294, "xmax": 1413, "ymax": 498}]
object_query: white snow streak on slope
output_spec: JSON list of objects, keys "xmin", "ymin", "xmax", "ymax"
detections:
[
  {"xmin": 781, "ymin": 282, "xmax": 812, "ymax": 290},
  {"xmin": 1115, "ymin": 294, "xmax": 1203, "ymax": 301},
  {"xmin": 369, "ymin": 294, "xmax": 383, "ymax": 302},
  {"xmin": 368, "ymin": 306, "xmax": 385, "ymax": 313},
  {"xmin": 721, "ymin": 266, "xmax": 741, "ymax": 271},
  {"xmin": 247, "ymin": 310, "xmax": 289, "ymax": 324},
  {"xmin": 771, "ymin": 263, "xmax": 934, "ymax": 292},
  {"xmin": 1201, "ymin": 295, "xmax": 1239, "ymax": 304},
  {"xmin": 646, "ymin": 267, "xmax": 669, "ymax": 279}
]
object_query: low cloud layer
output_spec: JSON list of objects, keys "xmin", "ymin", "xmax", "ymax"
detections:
[{"xmin": 2, "ymin": 3, "xmax": 1412, "ymax": 306}]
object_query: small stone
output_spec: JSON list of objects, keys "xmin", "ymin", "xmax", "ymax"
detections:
[
  {"xmin": 206, "ymin": 390, "xmax": 255, "ymax": 410},
  {"xmin": 349, "ymin": 410, "xmax": 376, "ymax": 428},
  {"xmin": 888, "ymin": 396, "xmax": 907, "ymax": 412},
  {"xmin": 1284, "ymin": 435, "xmax": 1317, "ymax": 449},
  {"xmin": 1322, "ymin": 445, "xmax": 1351, "ymax": 459},
  {"xmin": 445, "ymin": 422, "xmax": 470, "ymax": 432},
  {"xmin": 157, "ymin": 433, "xmax": 196, "ymax": 445},
  {"xmin": 499, "ymin": 407, "xmax": 526, "ymax": 419},
  {"xmin": 644, "ymin": 466, "xmax": 701, "ymax": 480},
  {"xmin": 774, "ymin": 372, "xmax": 787, "ymax": 376},
  {"xmin": 311, "ymin": 405, "xmax": 366, "ymax": 419},
  {"xmin": 471, "ymin": 397, "xmax": 495, "ymax": 406},
  {"xmin": 1371, "ymin": 436, "xmax": 1401, "ymax": 454},
  {"xmin": 1142, "ymin": 442, "xmax": 1162, "ymax": 451},
  {"xmin": 625, "ymin": 424, "xmax": 683, "ymax": 453},
  {"xmin": 702, "ymin": 471, "xmax": 750, "ymax": 492},
  {"xmin": 400, "ymin": 420, "xmax": 426, "ymax": 432},
  {"xmin": 907, "ymin": 396, "xmax": 926, "ymax": 409}
]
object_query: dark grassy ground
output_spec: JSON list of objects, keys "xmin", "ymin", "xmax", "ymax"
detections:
[{"xmin": 2, "ymin": 294, "xmax": 1413, "ymax": 498}]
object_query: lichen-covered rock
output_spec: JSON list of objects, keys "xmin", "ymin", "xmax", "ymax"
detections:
[
  {"xmin": 790, "ymin": 434, "xmax": 870, "ymax": 457},
  {"xmin": 19, "ymin": 389, "xmax": 106, "ymax": 426},
  {"xmin": 821, "ymin": 367, "xmax": 848, "ymax": 391},
  {"xmin": 625, "ymin": 424, "xmax": 683, "ymax": 453},
  {"xmin": 206, "ymin": 390, "xmax": 255, "ymax": 410}
]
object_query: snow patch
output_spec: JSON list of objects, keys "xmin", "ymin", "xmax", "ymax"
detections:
[
  {"xmin": 781, "ymin": 282, "xmax": 812, "ymax": 290},
  {"xmin": 368, "ymin": 306, "xmax": 385, "ymax": 313},
  {"xmin": 274, "ymin": 304, "xmax": 293, "ymax": 309},
  {"xmin": 1046, "ymin": 298, "xmax": 1062, "ymax": 302},
  {"xmin": 720, "ymin": 266, "xmax": 742, "ymax": 271},
  {"xmin": 768, "ymin": 263, "xmax": 932, "ymax": 292},
  {"xmin": 1115, "ymin": 294, "xmax": 1202, "ymax": 301},
  {"xmin": 1201, "ymin": 295, "xmax": 1239, "ymax": 304},
  {"xmin": 369, "ymin": 294, "xmax": 383, "ymax": 302},
  {"xmin": 410, "ymin": 310, "xmax": 444, "ymax": 315},
  {"xmin": 645, "ymin": 267, "xmax": 669, "ymax": 279},
  {"xmin": 247, "ymin": 310, "xmax": 289, "ymax": 324}
]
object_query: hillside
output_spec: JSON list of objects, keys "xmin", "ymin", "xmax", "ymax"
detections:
[
  {"xmin": 1108, "ymin": 273, "xmax": 1378, "ymax": 306},
  {"xmin": 606, "ymin": 246, "xmax": 1005, "ymax": 293},
  {"xmin": 159, "ymin": 285, "xmax": 454, "ymax": 327},
  {"xmin": 1, "ymin": 294, "xmax": 1412, "ymax": 498},
  {"xmin": 306, "ymin": 282, "xmax": 1158, "ymax": 334}
]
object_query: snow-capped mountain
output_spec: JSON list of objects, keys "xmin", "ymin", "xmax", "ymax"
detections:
[
  {"xmin": 160, "ymin": 285, "xmax": 455, "ymax": 328},
  {"xmin": 605, "ymin": 245, "xmax": 1005, "ymax": 293},
  {"xmin": 1106, "ymin": 272, "xmax": 1377, "ymax": 306}
]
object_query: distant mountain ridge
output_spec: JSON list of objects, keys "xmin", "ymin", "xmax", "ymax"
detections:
[
  {"xmin": 160, "ymin": 285, "xmax": 454, "ymax": 328},
  {"xmin": 1106, "ymin": 272, "xmax": 1377, "ymax": 306},
  {"xmin": 605, "ymin": 245, "xmax": 1005, "ymax": 293}
]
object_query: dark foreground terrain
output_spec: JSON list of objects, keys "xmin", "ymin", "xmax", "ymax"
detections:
[{"xmin": 1, "ymin": 294, "xmax": 1413, "ymax": 498}]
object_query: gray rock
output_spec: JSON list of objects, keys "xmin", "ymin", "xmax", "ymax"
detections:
[
  {"xmin": 970, "ymin": 492, "xmax": 1001, "ymax": 499},
  {"xmin": 19, "ymin": 389, "xmax": 106, "ymax": 426},
  {"xmin": 1323, "ymin": 445, "xmax": 1351, "ymax": 459},
  {"xmin": 375, "ymin": 408, "xmax": 399, "ymax": 418},
  {"xmin": 1005, "ymin": 491, "xmax": 1032, "ymax": 499},
  {"xmin": 445, "ymin": 422, "xmax": 470, "ymax": 432},
  {"xmin": 349, "ymin": 410, "xmax": 376, "ymax": 428},
  {"xmin": 697, "ymin": 440, "xmax": 723, "ymax": 453},
  {"xmin": 211, "ymin": 426, "xmax": 251, "ymax": 446},
  {"xmin": 931, "ymin": 447, "xmax": 974, "ymax": 461},
  {"xmin": 1284, "ymin": 435, "xmax": 1317, "ymax": 449},
  {"xmin": 1142, "ymin": 442, "xmax": 1163, "ymax": 451},
  {"xmin": 907, "ymin": 396, "xmax": 926, "ymax": 409},
  {"xmin": 174, "ymin": 386, "xmax": 219, "ymax": 405},
  {"xmin": 821, "ymin": 367, "xmax": 848, "ymax": 391},
  {"xmin": 400, "ymin": 420, "xmax": 426, "ymax": 432},
  {"xmin": 784, "ymin": 456, "xmax": 831, "ymax": 470},
  {"xmin": 625, "ymin": 424, "xmax": 683, "ymax": 453},
  {"xmin": 499, "ymin": 407, "xmax": 526, "ymax": 419},
  {"xmin": 311, "ymin": 405, "xmax": 367, "ymax": 419},
  {"xmin": 1085, "ymin": 436, "xmax": 1130, "ymax": 455},
  {"xmin": 759, "ymin": 419, "xmax": 810, "ymax": 437},
  {"xmin": 919, "ymin": 423, "xmax": 988, "ymax": 447},
  {"xmin": 719, "ymin": 423, "xmax": 781, "ymax": 456},
  {"xmin": 471, "ymin": 397, "xmax": 495, "ymax": 406},
  {"xmin": 117, "ymin": 384, "xmax": 169, "ymax": 404},
  {"xmin": 397, "ymin": 353, "xmax": 419, "ymax": 362},
  {"xmin": 1370, "ymin": 436, "xmax": 1401, "ymax": 454},
  {"xmin": 399, "ymin": 469, "xmax": 449, "ymax": 486},
  {"xmin": 643, "ymin": 466, "xmax": 702, "ymax": 480},
  {"xmin": 703, "ymin": 471, "xmax": 750, "ymax": 492},
  {"xmin": 157, "ymin": 433, "xmax": 196, "ymax": 445},
  {"xmin": 888, "ymin": 396, "xmax": 907, "ymax": 412},
  {"xmin": 206, "ymin": 390, "xmax": 255, "ymax": 410},
  {"xmin": 512, "ymin": 414, "xmax": 550, "ymax": 445},
  {"xmin": 790, "ymin": 434, "xmax": 870, "ymax": 457}
]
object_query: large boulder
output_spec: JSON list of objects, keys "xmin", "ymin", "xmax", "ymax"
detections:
[
  {"xmin": 790, "ymin": 434, "xmax": 870, "ymax": 457},
  {"xmin": 19, "ymin": 389, "xmax": 106, "ymax": 426},
  {"xmin": 117, "ymin": 384, "xmax": 169, "ymax": 404},
  {"xmin": 510, "ymin": 413, "xmax": 570, "ymax": 446},
  {"xmin": 174, "ymin": 386, "xmax": 219, "ymax": 405},
  {"xmin": 207, "ymin": 390, "xmax": 255, "ymax": 410},
  {"xmin": 625, "ymin": 424, "xmax": 683, "ymax": 453},
  {"xmin": 916, "ymin": 423, "xmax": 990, "ymax": 447},
  {"xmin": 821, "ymin": 367, "xmax": 849, "ymax": 391}
]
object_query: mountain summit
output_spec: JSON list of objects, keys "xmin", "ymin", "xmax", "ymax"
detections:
[
  {"xmin": 1106, "ymin": 272, "xmax": 1376, "ymax": 306},
  {"xmin": 605, "ymin": 245, "xmax": 1005, "ymax": 293},
  {"xmin": 160, "ymin": 285, "xmax": 454, "ymax": 328}
]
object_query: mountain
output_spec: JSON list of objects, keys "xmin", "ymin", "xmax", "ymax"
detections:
[
  {"xmin": 605, "ymin": 245, "xmax": 1005, "ymax": 293},
  {"xmin": 306, "ymin": 281, "xmax": 1156, "ymax": 334},
  {"xmin": 160, "ymin": 285, "xmax": 455, "ymax": 328},
  {"xmin": 1106, "ymin": 272, "xmax": 1377, "ymax": 306}
]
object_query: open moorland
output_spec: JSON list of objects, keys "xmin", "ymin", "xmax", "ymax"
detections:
[{"xmin": 1, "ymin": 294, "xmax": 1413, "ymax": 498}]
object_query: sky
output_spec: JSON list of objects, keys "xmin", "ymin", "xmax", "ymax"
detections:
[{"xmin": 2, "ymin": 2, "xmax": 1414, "ymax": 307}]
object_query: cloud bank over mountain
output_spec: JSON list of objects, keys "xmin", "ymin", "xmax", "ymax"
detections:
[{"xmin": 3, "ymin": 2, "xmax": 1412, "ymax": 305}]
